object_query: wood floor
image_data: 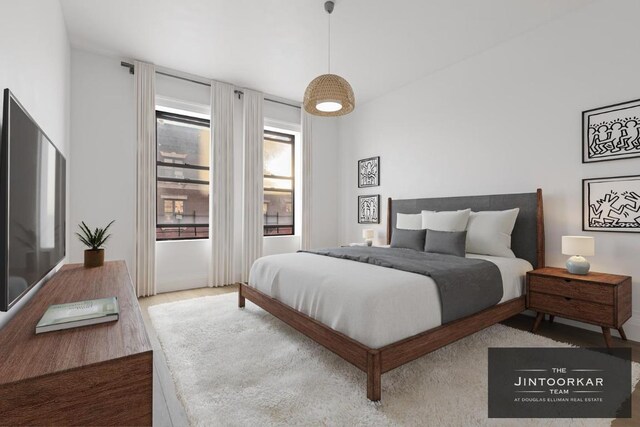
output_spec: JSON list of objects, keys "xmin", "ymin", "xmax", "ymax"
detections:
[
  {"xmin": 139, "ymin": 285, "xmax": 238, "ymax": 427},
  {"xmin": 141, "ymin": 287, "xmax": 637, "ymax": 426}
]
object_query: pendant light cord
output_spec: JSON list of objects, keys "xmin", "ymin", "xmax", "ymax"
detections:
[{"xmin": 328, "ymin": 12, "xmax": 331, "ymax": 74}]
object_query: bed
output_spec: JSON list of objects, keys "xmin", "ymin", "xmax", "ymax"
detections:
[{"xmin": 239, "ymin": 189, "xmax": 544, "ymax": 401}]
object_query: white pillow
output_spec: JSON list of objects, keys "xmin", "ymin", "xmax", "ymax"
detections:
[
  {"xmin": 466, "ymin": 208, "xmax": 520, "ymax": 258},
  {"xmin": 396, "ymin": 213, "xmax": 423, "ymax": 230},
  {"xmin": 421, "ymin": 209, "xmax": 471, "ymax": 232}
]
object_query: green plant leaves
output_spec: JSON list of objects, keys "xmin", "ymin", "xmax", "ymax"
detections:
[{"xmin": 76, "ymin": 220, "xmax": 115, "ymax": 250}]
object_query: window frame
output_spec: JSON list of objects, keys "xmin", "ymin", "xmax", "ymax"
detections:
[
  {"xmin": 156, "ymin": 110, "xmax": 211, "ymax": 241},
  {"xmin": 263, "ymin": 130, "xmax": 295, "ymax": 237}
]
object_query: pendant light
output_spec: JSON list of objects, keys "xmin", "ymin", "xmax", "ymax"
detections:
[{"xmin": 303, "ymin": 1, "xmax": 355, "ymax": 116}]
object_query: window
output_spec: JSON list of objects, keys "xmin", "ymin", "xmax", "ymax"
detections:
[
  {"xmin": 263, "ymin": 130, "xmax": 295, "ymax": 236},
  {"xmin": 156, "ymin": 111, "xmax": 210, "ymax": 240}
]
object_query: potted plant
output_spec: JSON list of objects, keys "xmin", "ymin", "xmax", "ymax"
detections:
[{"xmin": 76, "ymin": 220, "xmax": 114, "ymax": 268}]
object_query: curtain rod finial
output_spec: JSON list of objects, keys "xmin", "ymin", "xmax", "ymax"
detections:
[{"xmin": 120, "ymin": 61, "xmax": 134, "ymax": 74}]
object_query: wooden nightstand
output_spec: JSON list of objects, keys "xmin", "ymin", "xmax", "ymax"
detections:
[{"xmin": 526, "ymin": 267, "xmax": 632, "ymax": 348}]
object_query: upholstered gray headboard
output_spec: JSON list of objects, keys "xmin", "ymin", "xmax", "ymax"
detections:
[{"xmin": 387, "ymin": 189, "xmax": 544, "ymax": 268}]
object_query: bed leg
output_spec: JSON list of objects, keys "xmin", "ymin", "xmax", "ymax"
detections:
[
  {"xmin": 238, "ymin": 284, "xmax": 245, "ymax": 308},
  {"xmin": 367, "ymin": 351, "xmax": 381, "ymax": 402}
]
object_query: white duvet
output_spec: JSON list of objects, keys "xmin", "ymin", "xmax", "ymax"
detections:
[{"xmin": 248, "ymin": 252, "xmax": 532, "ymax": 349}]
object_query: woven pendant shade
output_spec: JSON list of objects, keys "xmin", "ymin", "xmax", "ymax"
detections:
[
  {"xmin": 304, "ymin": 1, "xmax": 355, "ymax": 117},
  {"xmin": 303, "ymin": 74, "xmax": 355, "ymax": 116}
]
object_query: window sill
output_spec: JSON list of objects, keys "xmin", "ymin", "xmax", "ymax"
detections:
[{"xmin": 156, "ymin": 238, "xmax": 211, "ymax": 243}]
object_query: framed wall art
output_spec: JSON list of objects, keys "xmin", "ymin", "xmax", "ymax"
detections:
[
  {"xmin": 583, "ymin": 175, "xmax": 640, "ymax": 233},
  {"xmin": 358, "ymin": 156, "xmax": 380, "ymax": 188},
  {"xmin": 582, "ymin": 98, "xmax": 640, "ymax": 163},
  {"xmin": 358, "ymin": 194, "xmax": 380, "ymax": 224}
]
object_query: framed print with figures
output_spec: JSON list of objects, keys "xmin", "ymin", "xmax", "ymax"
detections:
[
  {"xmin": 358, "ymin": 194, "xmax": 380, "ymax": 224},
  {"xmin": 583, "ymin": 99, "xmax": 640, "ymax": 163},
  {"xmin": 358, "ymin": 156, "xmax": 380, "ymax": 188},
  {"xmin": 583, "ymin": 175, "xmax": 640, "ymax": 233}
]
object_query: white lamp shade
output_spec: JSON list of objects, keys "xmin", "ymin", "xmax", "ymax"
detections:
[
  {"xmin": 362, "ymin": 229, "xmax": 375, "ymax": 239},
  {"xmin": 562, "ymin": 236, "xmax": 594, "ymax": 256}
]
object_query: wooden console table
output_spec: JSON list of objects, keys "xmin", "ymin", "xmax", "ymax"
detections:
[{"xmin": 0, "ymin": 261, "xmax": 152, "ymax": 426}]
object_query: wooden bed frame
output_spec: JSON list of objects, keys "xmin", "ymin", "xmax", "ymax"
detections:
[{"xmin": 239, "ymin": 189, "xmax": 544, "ymax": 401}]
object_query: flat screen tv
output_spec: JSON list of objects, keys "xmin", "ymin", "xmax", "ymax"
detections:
[{"xmin": 0, "ymin": 89, "xmax": 66, "ymax": 311}]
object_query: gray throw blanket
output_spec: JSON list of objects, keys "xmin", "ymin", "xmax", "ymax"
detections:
[{"xmin": 301, "ymin": 246, "xmax": 503, "ymax": 324}]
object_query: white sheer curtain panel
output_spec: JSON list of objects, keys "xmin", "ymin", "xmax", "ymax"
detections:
[
  {"xmin": 210, "ymin": 82, "xmax": 235, "ymax": 287},
  {"xmin": 242, "ymin": 90, "xmax": 264, "ymax": 281},
  {"xmin": 134, "ymin": 60, "xmax": 157, "ymax": 297},
  {"xmin": 301, "ymin": 111, "xmax": 313, "ymax": 250}
]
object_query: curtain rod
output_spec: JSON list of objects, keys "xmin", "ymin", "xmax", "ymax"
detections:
[{"xmin": 120, "ymin": 61, "xmax": 301, "ymax": 110}]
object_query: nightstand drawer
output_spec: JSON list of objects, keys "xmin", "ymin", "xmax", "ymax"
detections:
[
  {"xmin": 529, "ymin": 292, "xmax": 614, "ymax": 326},
  {"xmin": 528, "ymin": 275, "xmax": 613, "ymax": 305}
]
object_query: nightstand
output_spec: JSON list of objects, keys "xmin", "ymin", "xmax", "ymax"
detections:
[{"xmin": 526, "ymin": 267, "xmax": 632, "ymax": 348}]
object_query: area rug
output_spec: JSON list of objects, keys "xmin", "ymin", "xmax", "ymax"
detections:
[{"xmin": 148, "ymin": 293, "xmax": 639, "ymax": 426}]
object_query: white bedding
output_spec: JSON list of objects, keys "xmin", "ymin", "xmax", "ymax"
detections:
[{"xmin": 248, "ymin": 252, "xmax": 532, "ymax": 349}]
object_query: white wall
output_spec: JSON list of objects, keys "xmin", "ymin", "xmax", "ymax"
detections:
[
  {"xmin": 338, "ymin": 0, "xmax": 640, "ymax": 339},
  {"xmin": 69, "ymin": 48, "xmax": 340, "ymax": 292},
  {"xmin": 310, "ymin": 116, "xmax": 340, "ymax": 249},
  {"xmin": 0, "ymin": 0, "xmax": 70, "ymax": 327},
  {"xmin": 156, "ymin": 239, "xmax": 211, "ymax": 292},
  {"xmin": 69, "ymin": 49, "xmax": 136, "ymax": 272}
]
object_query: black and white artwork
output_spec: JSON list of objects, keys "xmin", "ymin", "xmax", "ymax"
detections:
[
  {"xmin": 358, "ymin": 156, "xmax": 380, "ymax": 188},
  {"xmin": 583, "ymin": 175, "xmax": 640, "ymax": 233},
  {"xmin": 583, "ymin": 99, "xmax": 640, "ymax": 163},
  {"xmin": 358, "ymin": 194, "xmax": 380, "ymax": 224}
]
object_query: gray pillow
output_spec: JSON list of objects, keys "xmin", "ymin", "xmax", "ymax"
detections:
[
  {"xmin": 424, "ymin": 229, "xmax": 467, "ymax": 257},
  {"xmin": 390, "ymin": 228, "xmax": 426, "ymax": 251}
]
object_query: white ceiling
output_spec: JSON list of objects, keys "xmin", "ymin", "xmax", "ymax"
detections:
[{"xmin": 59, "ymin": 0, "xmax": 591, "ymax": 104}]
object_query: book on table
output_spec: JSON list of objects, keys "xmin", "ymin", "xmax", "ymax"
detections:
[{"xmin": 36, "ymin": 297, "xmax": 119, "ymax": 334}]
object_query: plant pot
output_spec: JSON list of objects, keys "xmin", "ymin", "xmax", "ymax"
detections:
[{"xmin": 84, "ymin": 249, "xmax": 105, "ymax": 268}]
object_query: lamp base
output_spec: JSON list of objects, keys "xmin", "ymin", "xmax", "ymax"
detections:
[
  {"xmin": 364, "ymin": 239, "xmax": 373, "ymax": 247},
  {"xmin": 566, "ymin": 255, "xmax": 590, "ymax": 275}
]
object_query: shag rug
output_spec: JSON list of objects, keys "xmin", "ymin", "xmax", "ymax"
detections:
[{"xmin": 148, "ymin": 293, "xmax": 639, "ymax": 426}]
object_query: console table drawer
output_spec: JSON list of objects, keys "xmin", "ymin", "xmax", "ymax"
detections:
[
  {"xmin": 529, "ymin": 292, "xmax": 614, "ymax": 326},
  {"xmin": 529, "ymin": 275, "xmax": 613, "ymax": 304}
]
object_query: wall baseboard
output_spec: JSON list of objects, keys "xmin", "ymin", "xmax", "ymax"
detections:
[{"xmin": 156, "ymin": 276, "xmax": 210, "ymax": 294}]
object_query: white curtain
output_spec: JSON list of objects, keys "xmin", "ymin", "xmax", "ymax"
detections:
[
  {"xmin": 210, "ymin": 82, "xmax": 235, "ymax": 287},
  {"xmin": 134, "ymin": 60, "xmax": 156, "ymax": 297},
  {"xmin": 301, "ymin": 111, "xmax": 313, "ymax": 250},
  {"xmin": 242, "ymin": 90, "xmax": 264, "ymax": 281}
]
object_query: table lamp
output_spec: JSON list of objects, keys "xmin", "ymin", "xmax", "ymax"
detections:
[
  {"xmin": 362, "ymin": 229, "xmax": 375, "ymax": 246},
  {"xmin": 561, "ymin": 236, "xmax": 595, "ymax": 275}
]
